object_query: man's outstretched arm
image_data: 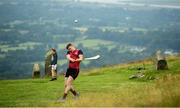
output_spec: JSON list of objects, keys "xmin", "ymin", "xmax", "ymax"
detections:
[{"xmin": 75, "ymin": 54, "xmax": 84, "ymax": 62}]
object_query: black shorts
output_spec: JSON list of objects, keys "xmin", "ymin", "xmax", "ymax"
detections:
[{"xmin": 65, "ymin": 68, "xmax": 79, "ymax": 80}]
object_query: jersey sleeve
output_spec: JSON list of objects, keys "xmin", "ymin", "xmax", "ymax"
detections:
[
  {"xmin": 66, "ymin": 51, "xmax": 70, "ymax": 55},
  {"xmin": 78, "ymin": 50, "xmax": 83, "ymax": 55}
]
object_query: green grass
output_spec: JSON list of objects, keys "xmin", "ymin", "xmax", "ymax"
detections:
[{"xmin": 0, "ymin": 55, "xmax": 179, "ymax": 107}]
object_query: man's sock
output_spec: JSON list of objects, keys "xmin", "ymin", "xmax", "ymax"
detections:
[
  {"xmin": 70, "ymin": 89, "xmax": 77, "ymax": 96},
  {"xmin": 63, "ymin": 93, "xmax": 67, "ymax": 99}
]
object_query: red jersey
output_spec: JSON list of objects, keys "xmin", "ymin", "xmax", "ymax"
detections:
[{"xmin": 67, "ymin": 49, "xmax": 83, "ymax": 69}]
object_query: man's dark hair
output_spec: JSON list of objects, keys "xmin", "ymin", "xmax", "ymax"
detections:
[{"xmin": 66, "ymin": 43, "xmax": 72, "ymax": 50}]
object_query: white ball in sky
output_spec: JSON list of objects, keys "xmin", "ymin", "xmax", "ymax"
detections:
[{"xmin": 74, "ymin": 19, "xmax": 78, "ymax": 23}]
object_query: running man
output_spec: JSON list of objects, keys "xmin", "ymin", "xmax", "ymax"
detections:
[{"xmin": 58, "ymin": 43, "xmax": 84, "ymax": 102}]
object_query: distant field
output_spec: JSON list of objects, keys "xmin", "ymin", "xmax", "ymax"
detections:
[
  {"xmin": 0, "ymin": 42, "xmax": 42, "ymax": 52},
  {"xmin": 0, "ymin": 55, "xmax": 179, "ymax": 107},
  {"xmin": 58, "ymin": 39, "xmax": 116, "ymax": 50}
]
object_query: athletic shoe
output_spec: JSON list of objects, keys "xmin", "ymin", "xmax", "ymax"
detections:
[
  {"xmin": 50, "ymin": 78, "xmax": 57, "ymax": 81},
  {"xmin": 74, "ymin": 92, "xmax": 80, "ymax": 99},
  {"xmin": 76, "ymin": 92, "xmax": 80, "ymax": 97},
  {"xmin": 57, "ymin": 98, "xmax": 66, "ymax": 103}
]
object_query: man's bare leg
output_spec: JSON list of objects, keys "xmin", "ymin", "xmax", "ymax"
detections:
[
  {"xmin": 62, "ymin": 76, "xmax": 74, "ymax": 99},
  {"xmin": 69, "ymin": 86, "xmax": 77, "ymax": 96},
  {"xmin": 64, "ymin": 76, "xmax": 78, "ymax": 96}
]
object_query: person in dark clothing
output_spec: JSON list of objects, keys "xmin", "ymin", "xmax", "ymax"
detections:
[{"xmin": 50, "ymin": 48, "xmax": 58, "ymax": 81}]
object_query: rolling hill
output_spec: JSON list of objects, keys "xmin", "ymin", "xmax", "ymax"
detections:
[
  {"xmin": 0, "ymin": 55, "xmax": 179, "ymax": 107},
  {"xmin": 0, "ymin": 0, "xmax": 180, "ymax": 79}
]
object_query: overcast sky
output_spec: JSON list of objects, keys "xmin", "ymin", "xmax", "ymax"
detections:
[
  {"xmin": 76, "ymin": 0, "xmax": 180, "ymax": 9},
  {"xmin": 78, "ymin": 0, "xmax": 126, "ymax": 3}
]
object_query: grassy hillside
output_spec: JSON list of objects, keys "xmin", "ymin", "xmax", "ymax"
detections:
[{"xmin": 0, "ymin": 55, "xmax": 179, "ymax": 107}]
